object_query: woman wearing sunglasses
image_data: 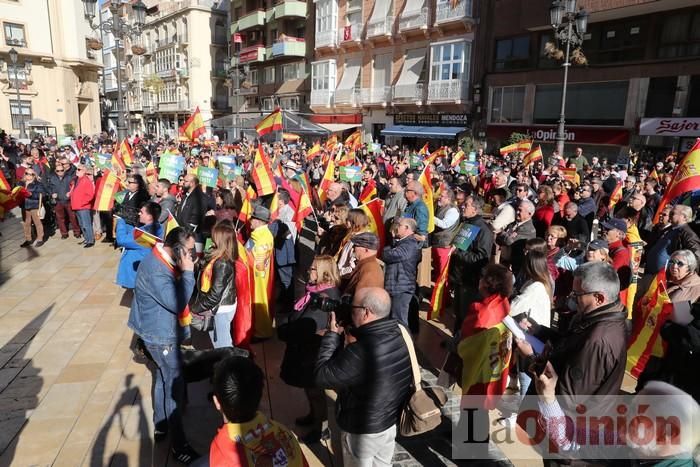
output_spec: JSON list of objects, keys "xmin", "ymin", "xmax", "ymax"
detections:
[
  {"xmin": 19, "ymin": 169, "xmax": 48, "ymax": 247},
  {"xmin": 666, "ymin": 250, "xmax": 700, "ymax": 304}
]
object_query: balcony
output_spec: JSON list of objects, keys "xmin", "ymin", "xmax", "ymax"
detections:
[
  {"xmin": 143, "ymin": 105, "xmax": 155, "ymax": 114},
  {"xmin": 338, "ymin": 23, "xmax": 362, "ymax": 45},
  {"xmin": 6, "ymin": 38, "xmax": 27, "ymax": 48},
  {"xmin": 274, "ymin": 1, "xmax": 307, "ymax": 19},
  {"xmin": 158, "ymin": 100, "xmax": 191, "ymax": 112},
  {"xmin": 393, "ymin": 82, "xmax": 425, "ymax": 103},
  {"xmin": 316, "ymin": 29, "xmax": 337, "ymax": 49},
  {"xmin": 335, "ymin": 88, "xmax": 360, "ymax": 106},
  {"xmin": 361, "ymin": 86, "xmax": 392, "ymax": 105},
  {"xmin": 435, "ymin": 0, "xmax": 471, "ymax": 24},
  {"xmin": 237, "ymin": 10, "xmax": 265, "ymax": 31},
  {"xmin": 399, "ymin": 7, "xmax": 428, "ymax": 32},
  {"xmin": 310, "ymin": 89, "xmax": 333, "ymax": 107},
  {"xmin": 239, "ymin": 44, "xmax": 266, "ymax": 63},
  {"xmin": 271, "ymin": 38, "xmax": 306, "ymax": 58},
  {"xmin": 366, "ymin": 17, "xmax": 394, "ymax": 38},
  {"xmin": 427, "ymin": 80, "xmax": 467, "ymax": 102}
]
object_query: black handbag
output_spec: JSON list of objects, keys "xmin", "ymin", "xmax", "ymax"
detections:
[{"xmin": 191, "ymin": 280, "xmax": 232, "ymax": 332}]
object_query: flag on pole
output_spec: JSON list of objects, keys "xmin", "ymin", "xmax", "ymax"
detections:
[
  {"xmin": 344, "ymin": 130, "xmax": 362, "ymax": 149},
  {"xmin": 450, "ymin": 150, "xmax": 466, "ymax": 168},
  {"xmin": 418, "ymin": 142, "xmax": 429, "ymax": 156},
  {"xmin": 337, "ymin": 150, "xmax": 356, "ymax": 167},
  {"xmin": 251, "ymin": 145, "xmax": 277, "ymax": 196},
  {"xmin": 119, "ymin": 138, "xmax": 134, "ymax": 166},
  {"xmin": 653, "ymin": 138, "xmax": 700, "ymax": 223},
  {"xmin": 111, "ymin": 151, "xmax": 126, "ymax": 173},
  {"xmin": 269, "ymin": 191, "xmax": 280, "ymax": 221},
  {"xmin": 233, "ymin": 236, "xmax": 254, "ymax": 348},
  {"xmin": 626, "ymin": 270, "xmax": 673, "ymax": 378},
  {"xmin": 294, "ymin": 188, "xmax": 314, "ymax": 231},
  {"xmin": 145, "ymin": 161, "xmax": 158, "ymax": 185},
  {"xmin": 428, "ymin": 248, "xmax": 454, "ymax": 320},
  {"xmin": 499, "ymin": 140, "xmax": 532, "ymax": 155},
  {"xmin": 649, "ymin": 168, "xmax": 659, "ymax": 181},
  {"xmin": 0, "ymin": 170, "xmax": 10, "ymax": 191},
  {"xmin": 608, "ymin": 182, "xmax": 623, "ymax": 211},
  {"xmin": 133, "ymin": 226, "xmax": 163, "ymax": 248},
  {"xmin": 359, "ymin": 198, "xmax": 385, "ymax": 252},
  {"xmin": 164, "ymin": 210, "xmax": 179, "ymax": 237},
  {"xmin": 561, "ymin": 167, "xmax": 578, "ymax": 183},
  {"xmin": 522, "ymin": 145, "xmax": 543, "ymax": 166},
  {"xmin": 318, "ymin": 158, "xmax": 336, "ymax": 204},
  {"xmin": 424, "ymin": 147, "xmax": 446, "ymax": 165},
  {"xmin": 325, "ymin": 135, "xmax": 338, "ymax": 152},
  {"xmin": 93, "ymin": 170, "xmax": 122, "ymax": 211},
  {"xmin": 255, "ymin": 108, "xmax": 283, "ymax": 136},
  {"xmin": 359, "ymin": 179, "xmax": 377, "ymax": 204},
  {"xmin": 307, "ymin": 143, "xmax": 321, "ymax": 160},
  {"xmin": 179, "ymin": 106, "xmax": 206, "ymax": 141},
  {"xmin": 239, "ymin": 193, "xmax": 253, "ymax": 224},
  {"xmin": 418, "ymin": 166, "xmax": 435, "ymax": 233}
]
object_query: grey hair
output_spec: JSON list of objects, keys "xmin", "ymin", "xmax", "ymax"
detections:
[
  {"xmin": 674, "ymin": 204, "xmax": 694, "ymax": 223},
  {"xmin": 626, "ymin": 175, "xmax": 636, "ymax": 183},
  {"xmin": 671, "ymin": 249, "xmax": 699, "ymax": 273},
  {"xmin": 357, "ymin": 287, "xmax": 391, "ymax": 319},
  {"xmin": 564, "ymin": 201, "xmax": 578, "ymax": 212},
  {"xmin": 407, "ymin": 180, "xmax": 424, "ymax": 197},
  {"xmin": 398, "ymin": 217, "xmax": 417, "ymax": 233},
  {"xmin": 574, "ymin": 261, "xmax": 620, "ymax": 303},
  {"xmin": 520, "ymin": 199, "xmax": 536, "ymax": 215},
  {"xmin": 466, "ymin": 195, "xmax": 485, "ymax": 214}
]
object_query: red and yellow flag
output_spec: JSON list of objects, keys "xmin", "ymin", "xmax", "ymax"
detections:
[
  {"xmin": 133, "ymin": 226, "xmax": 162, "ymax": 249},
  {"xmin": 111, "ymin": 151, "xmax": 126, "ymax": 173},
  {"xmin": 561, "ymin": 167, "xmax": 578, "ymax": 183},
  {"xmin": 428, "ymin": 248, "xmax": 454, "ymax": 320},
  {"xmin": 0, "ymin": 170, "xmax": 10, "ymax": 191},
  {"xmin": 359, "ymin": 198, "xmax": 385, "ymax": 253},
  {"xmin": 179, "ymin": 106, "xmax": 206, "ymax": 141},
  {"xmin": 450, "ymin": 150, "xmax": 466, "ymax": 168},
  {"xmin": 522, "ymin": 145, "xmax": 543, "ymax": 166},
  {"xmin": 0, "ymin": 186, "xmax": 29, "ymax": 220},
  {"xmin": 418, "ymin": 142, "xmax": 429, "ymax": 156},
  {"xmin": 145, "ymin": 161, "xmax": 158, "ymax": 185},
  {"xmin": 294, "ymin": 188, "xmax": 314, "ymax": 231},
  {"xmin": 359, "ymin": 179, "xmax": 377, "ymax": 204},
  {"xmin": 653, "ymin": 138, "xmax": 700, "ymax": 223},
  {"xmin": 337, "ymin": 150, "xmax": 355, "ymax": 167},
  {"xmin": 307, "ymin": 143, "xmax": 321, "ymax": 160},
  {"xmin": 608, "ymin": 182, "xmax": 623, "ymax": 211},
  {"xmin": 626, "ymin": 270, "xmax": 673, "ymax": 378},
  {"xmin": 119, "ymin": 138, "xmax": 134, "ymax": 166},
  {"xmin": 500, "ymin": 140, "xmax": 532, "ymax": 155},
  {"xmin": 233, "ymin": 236, "xmax": 254, "ymax": 348},
  {"xmin": 255, "ymin": 108, "xmax": 283, "ymax": 136},
  {"xmin": 649, "ymin": 168, "xmax": 659, "ymax": 181},
  {"xmin": 238, "ymin": 193, "xmax": 253, "ymax": 224},
  {"xmin": 418, "ymin": 166, "xmax": 435, "ymax": 233},
  {"xmin": 318, "ymin": 158, "xmax": 336, "ymax": 204},
  {"xmin": 251, "ymin": 145, "xmax": 277, "ymax": 196},
  {"xmin": 93, "ymin": 170, "xmax": 122, "ymax": 211},
  {"xmin": 165, "ymin": 210, "xmax": 179, "ymax": 237},
  {"xmin": 344, "ymin": 130, "xmax": 362, "ymax": 149},
  {"xmin": 325, "ymin": 135, "xmax": 338, "ymax": 152},
  {"xmin": 269, "ymin": 191, "xmax": 280, "ymax": 221},
  {"xmin": 424, "ymin": 146, "xmax": 446, "ymax": 165}
]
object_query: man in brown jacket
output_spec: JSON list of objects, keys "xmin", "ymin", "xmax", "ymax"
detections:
[{"xmin": 342, "ymin": 232, "xmax": 384, "ymax": 297}]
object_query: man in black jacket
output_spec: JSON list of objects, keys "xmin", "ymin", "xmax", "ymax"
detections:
[
  {"xmin": 383, "ymin": 218, "xmax": 421, "ymax": 327},
  {"xmin": 175, "ymin": 174, "xmax": 206, "ymax": 232},
  {"xmin": 315, "ymin": 287, "xmax": 412, "ymax": 466}
]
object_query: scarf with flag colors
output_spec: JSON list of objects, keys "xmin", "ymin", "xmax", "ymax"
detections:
[
  {"xmin": 133, "ymin": 226, "xmax": 162, "ymax": 248},
  {"xmin": 626, "ymin": 269, "xmax": 673, "ymax": 378},
  {"xmin": 418, "ymin": 166, "xmax": 435, "ymax": 233},
  {"xmin": 522, "ymin": 145, "xmax": 543, "ymax": 166},
  {"xmin": 318, "ymin": 157, "xmax": 336, "ymax": 204},
  {"xmin": 457, "ymin": 294, "xmax": 512, "ymax": 409},
  {"xmin": 93, "ymin": 170, "xmax": 122, "ymax": 211},
  {"xmin": 359, "ymin": 198, "xmax": 385, "ymax": 253},
  {"xmin": 252, "ymin": 145, "xmax": 277, "ymax": 196},
  {"xmin": 499, "ymin": 140, "xmax": 532, "ymax": 155},
  {"xmin": 653, "ymin": 138, "xmax": 700, "ymax": 223},
  {"xmin": 359, "ymin": 179, "xmax": 377, "ymax": 204},
  {"xmin": 255, "ymin": 108, "xmax": 284, "ymax": 136},
  {"xmin": 151, "ymin": 243, "xmax": 191, "ymax": 327},
  {"xmin": 119, "ymin": 138, "xmax": 134, "ymax": 166},
  {"xmin": 608, "ymin": 182, "xmax": 623, "ymax": 210},
  {"xmin": 306, "ymin": 143, "xmax": 321, "ymax": 160},
  {"xmin": 179, "ymin": 106, "xmax": 206, "ymax": 141},
  {"xmin": 450, "ymin": 150, "xmax": 465, "ymax": 168},
  {"xmin": 247, "ymin": 225, "xmax": 275, "ymax": 339},
  {"xmin": 428, "ymin": 248, "xmax": 454, "ymax": 320},
  {"xmin": 233, "ymin": 236, "xmax": 254, "ymax": 348},
  {"xmin": 208, "ymin": 412, "xmax": 308, "ymax": 467}
]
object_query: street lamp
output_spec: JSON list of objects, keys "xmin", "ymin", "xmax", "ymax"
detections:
[
  {"xmin": 83, "ymin": 0, "xmax": 147, "ymax": 141},
  {"xmin": 7, "ymin": 48, "xmax": 32, "ymax": 139},
  {"xmin": 549, "ymin": 0, "xmax": 587, "ymax": 157}
]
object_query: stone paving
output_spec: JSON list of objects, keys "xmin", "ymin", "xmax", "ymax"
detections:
[{"xmin": 0, "ymin": 213, "xmax": 541, "ymax": 467}]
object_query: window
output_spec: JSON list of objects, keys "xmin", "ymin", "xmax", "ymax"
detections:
[
  {"xmin": 657, "ymin": 10, "xmax": 700, "ymax": 59},
  {"xmin": 261, "ymin": 97, "xmax": 275, "ymax": 111},
  {"xmin": 645, "ymin": 77, "xmax": 677, "ymax": 117},
  {"xmin": 534, "ymin": 81, "xmax": 628, "ymax": 126},
  {"xmin": 311, "ymin": 60, "xmax": 336, "ymax": 91},
  {"xmin": 490, "ymin": 86, "xmax": 525, "ymax": 123},
  {"xmin": 263, "ymin": 66, "xmax": 275, "ymax": 84},
  {"xmin": 582, "ymin": 18, "xmax": 647, "ymax": 64},
  {"xmin": 537, "ymin": 33, "xmax": 559, "ymax": 69},
  {"xmin": 430, "ymin": 41, "xmax": 469, "ymax": 82},
  {"xmin": 494, "ymin": 35, "xmax": 530, "ymax": 70},
  {"xmin": 280, "ymin": 96, "xmax": 300, "ymax": 111},
  {"xmin": 9, "ymin": 100, "xmax": 31, "ymax": 130},
  {"xmin": 316, "ymin": 0, "xmax": 336, "ymax": 34},
  {"xmin": 247, "ymin": 69, "xmax": 258, "ymax": 86},
  {"xmin": 283, "ymin": 62, "xmax": 305, "ymax": 81},
  {"xmin": 7, "ymin": 67, "xmax": 28, "ymax": 89},
  {"xmin": 4, "ymin": 23, "xmax": 26, "ymax": 47},
  {"xmin": 373, "ymin": 53, "xmax": 392, "ymax": 88}
]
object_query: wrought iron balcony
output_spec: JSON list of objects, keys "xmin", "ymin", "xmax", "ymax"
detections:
[
  {"xmin": 310, "ymin": 89, "xmax": 334, "ymax": 107},
  {"xmin": 367, "ymin": 16, "xmax": 394, "ymax": 38},
  {"xmin": 435, "ymin": 0, "xmax": 471, "ymax": 24},
  {"xmin": 393, "ymin": 82, "xmax": 425, "ymax": 102},
  {"xmin": 427, "ymin": 80, "xmax": 467, "ymax": 102},
  {"xmin": 399, "ymin": 7, "xmax": 428, "ymax": 31},
  {"xmin": 360, "ymin": 86, "xmax": 392, "ymax": 104}
]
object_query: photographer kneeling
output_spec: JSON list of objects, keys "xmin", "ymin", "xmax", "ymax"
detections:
[{"xmin": 278, "ymin": 255, "xmax": 341, "ymax": 444}]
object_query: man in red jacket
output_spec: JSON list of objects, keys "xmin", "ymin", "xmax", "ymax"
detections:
[
  {"xmin": 70, "ymin": 165, "xmax": 96, "ymax": 248},
  {"xmin": 601, "ymin": 217, "xmax": 632, "ymax": 304}
]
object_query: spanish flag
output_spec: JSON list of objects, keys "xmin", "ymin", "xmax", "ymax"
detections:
[
  {"xmin": 307, "ymin": 143, "xmax": 321, "ymax": 160},
  {"xmin": 318, "ymin": 158, "xmax": 336, "ymax": 204},
  {"xmin": 145, "ymin": 161, "xmax": 158, "ymax": 185},
  {"xmin": 93, "ymin": 170, "xmax": 122, "ymax": 211},
  {"xmin": 561, "ymin": 167, "xmax": 578, "ymax": 184},
  {"xmin": 233, "ymin": 236, "xmax": 254, "ymax": 348},
  {"xmin": 164, "ymin": 210, "xmax": 179, "ymax": 237},
  {"xmin": 180, "ymin": 106, "xmax": 206, "ymax": 141},
  {"xmin": 337, "ymin": 149, "xmax": 355, "ymax": 167},
  {"xmin": 119, "ymin": 138, "xmax": 134, "ymax": 166},
  {"xmin": 649, "ymin": 168, "xmax": 659, "ymax": 181},
  {"xmin": 0, "ymin": 170, "xmax": 10, "ymax": 191},
  {"xmin": 450, "ymin": 150, "xmax": 465, "ymax": 168},
  {"xmin": 251, "ymin": 145, "xmax": 277, "ymax": 196},
  {"xmin": 424, "ymin": 146, "xmax": 446, "ymax": 165},
  {"xmin": 359, "ymin": 179, "xmax": 377, "ymax": 204},
  {"xmin": 608, "ymin": 181, "xmax": 623, "ymax": 211},
  {"xmin": 294, "ymin": 188, "xmax": 314, "ymax": 231},
  {"xmin": 359, "ymin": 198, "xmax": 385, "ymax": 252},
  {"xmin": 626, "ymin": 270, "xmax": 673, "ymax": 378},
  {"xmin": 133, "ymin": 226, "xmax": 162, "ymax": 249},
  {"xmin": 418, "ymin": 142, "xmax": 429, "ymax": 156},
  {"xmin": 238, "ymin": 191, "xmax": 253, "ymax": 224},
  {"xmin": 418, "ymin": 166, "xmax": 435, "ymax": 233},
  {"xmin": 500, "ymin": 140, "xmax": 532, "ymax": 155},
  {"xmin": 428, "ymin": 248, "xmax": 454, "ymax": 320},
  {"xmin": 325, "ymin": 135, "xmax": 338, "ymax": 152},
  {"xmin": 0, "ymin": 186, "xmax": 30, "ymax": 220},
  {"xmin": 111, "ymin": 151, "xmax": 126, "ymax": 173},
  {"xmin": 269, "ymin": 191, "xmax": 280, "ymax": 221},
  {"xmin": 255, "ymin": 108, "xmax": 283, "ymax": 136},
  {"xmin": 522, "ymin": 145, "xmax": 543, "ymax": 166},
  {"xmin": 344, "ymin": 130, "xmax": 362, "ymax": 149},
  {"xmin": 653, "ymin": 138, "xmax": 700, "ymax": 223}
]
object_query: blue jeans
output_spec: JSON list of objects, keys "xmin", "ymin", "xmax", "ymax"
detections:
[
  {"xmin": 209, "ymin": 307, "xmax": 235, "ymax": 348},
  {"xmin": 75, "ymin": 209, "xmax": 94, "ymax": 244},
  {"xmin": 390, "ymin": 292, "xmax": 413, "ymax": 328},
  {"xmin": 518, "ymin": 370, "xmax": 532, "ymax": 396},
  {"xmin": 144, "ymin": 341, "xmax": 186, "ymax": 447}
]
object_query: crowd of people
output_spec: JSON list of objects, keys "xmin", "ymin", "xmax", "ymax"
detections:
[{"xmin": 2, "ymin": 128, "xmax": 700, "ymax": 466}]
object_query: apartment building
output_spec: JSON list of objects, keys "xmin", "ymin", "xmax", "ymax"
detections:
[
  {"xmin": 0, "ymin": 0, "xmax": 102, "ymax": 139},
  {"xmin": 476, "ymin": 0, "xmax": 700, "ymax": 160},
  {"xmin": 308, "ymin": 0, "xmax": 476, "ymax": 145}
]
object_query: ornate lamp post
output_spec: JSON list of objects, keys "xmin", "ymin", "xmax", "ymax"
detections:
[
  {"xmin": 549, "ymin": 0, "xmax": 588, "ymax": 157},
  {"xmin": 3, "ymin": 48, "xmax": 32, "ymax": 139},
  {"xmin": 82, "ymin": 0, "xmax": 147, "ymax": 141}
]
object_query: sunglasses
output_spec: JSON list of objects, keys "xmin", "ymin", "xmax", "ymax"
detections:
[
  {"xmin": 668, "ymin": 259, "xmax": 687, "ymax": 267},
  {"xmin": 25, "ymin": 173, "xmax": 36, "ymax": 176}
]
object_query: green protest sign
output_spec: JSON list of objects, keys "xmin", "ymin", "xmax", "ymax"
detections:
[
  {"xmin": 339, "ymin": 165, "xmax": 362, "ymax": 183},
  {"xmin": 197, "ymin": 166, "xmax": 219, "ymax": 188}
]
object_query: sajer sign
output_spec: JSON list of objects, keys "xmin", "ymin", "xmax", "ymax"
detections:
[{"xmin": 639, "ymin": 118, "xmax": 700, "ymax": 137}]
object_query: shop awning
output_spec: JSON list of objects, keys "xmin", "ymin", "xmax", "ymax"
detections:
[
  {"xmin": 318, "ymin": 123, "xmax": 361, "ymax": 132},
  {"xmin": 381, "ymin": 125, "xmax": 467, "ymax": 138}
]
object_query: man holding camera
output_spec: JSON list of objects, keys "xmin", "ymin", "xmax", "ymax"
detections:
[{"xmin": 314, "ymin": 287, "xmax": 413, "ymax": 467}]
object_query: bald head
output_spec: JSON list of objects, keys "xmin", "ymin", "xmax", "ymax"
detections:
[
  {"xmin": 327, "ymin": 182, "xmax": 343, "ymax": 202},
  {"xmin": 352, "ymin": 287, "xmax": 391, "ymax": 328}
]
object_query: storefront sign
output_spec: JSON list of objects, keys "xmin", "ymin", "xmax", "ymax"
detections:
[
  {"xmin": 394, "ymin": 113, "xmax": 470, "ymax": 127},
  {"xmin": 487, "ymin": 125, "xmax": 630, "ymax": 146},
  {"xmin": 639, "ymin": 118, "xmax": 700, "ymax": 137}
]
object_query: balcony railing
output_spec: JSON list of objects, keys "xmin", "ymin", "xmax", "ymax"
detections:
[
  {"xmin": 237, "ymin": 10, "xmax": 265, "ymax": 31},
  {"xmin": 435, "ymin": 0, "xmax": 471, "ymax": 24},
  {"xmin": 393, "ymin": 82, "xmax": 425, "ymax": 102},
  {"xmin": 143, "ymin": 105, "xmax": 155, "ymax": 114},
  {"xmin": 367, "ymin": 16, "xmax": 394, "ymax": 38},
  {"xmin": 274, "ymin": 0, "xmax": 307, "ymax": 19},
  {"xmin": 361, "ymin": 86, "xmax": 392, "ymax": 104},
  {"xmin": 428, "ymin": 80, "xmax": 467, "ymax": 101},
  {"xmin": 239, "ymin": 44, "xmax": 266, "ymax": 63},
  {"xmin": 310, "ymin": 89, "xmax": 334, "ymax": 107},
  {"xmin": 271, "ymin": 38, "xmax": 306, "ymax": 57},
  {"xmin": 399, "ymin": 7, "xmax": 428, "ymax": 31},
  {"xmin": 335, "ymin": 88, "xmax": 360, "ymax": 106},
  {"xmin": 316, "ymin": 29, "xmax": 337, "ymax": 48},
  {"xmin": 158, "ymin": 100, "xmax": 191, "ymax": 112},
  {"xmin": 338, "ymin": 23, "xmax": 362, "ymax": 44}
]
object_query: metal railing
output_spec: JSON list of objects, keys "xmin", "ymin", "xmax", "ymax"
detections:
[
  {"xmin": 316, "ymin": 29, "xmax": 337, "ymax": 48},
  {"xmin": 428, "ymin": 80, "xmax": 467, "ymax": 101},
  {"xmin": 335, "ymin": 88, "xmax": 360, "ymax": 106},
  {"xmin": 435, "ymin": 0, "xmax": 471, "ymax": 23},
  {"xmin": 399, "ymin": 7, "xmax": 428, "ymax": 31},
  {"xmin": 393, "ymin": 82, "xmax": 425, "ymax": 101},
  {"xmin": 338, "ymin": 23, "xmax": 362, "ymax": 43},
  {"xmin": 367, "ymin": 16, "xmax": 394, "ymax": 37},
  {"xmin": 360, "ymin": 86, "xmax": 392, "ymax": 104},
  {"xmin": 310, "ymin": 89, "xmax": 334, "ymax": 107}
]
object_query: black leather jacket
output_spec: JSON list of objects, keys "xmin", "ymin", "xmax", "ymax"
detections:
[
  {"xmin": 314, "ymin": 318, "xmax": 413, "ymax": 434},
  {"xmin": 189, "ymin": 258, "xmax": 236, "ymax": 314}
]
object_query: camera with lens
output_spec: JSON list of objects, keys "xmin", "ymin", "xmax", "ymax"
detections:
[{"xmin": 308, "ymin": 293, "xmax": 353, "ymax": 328}]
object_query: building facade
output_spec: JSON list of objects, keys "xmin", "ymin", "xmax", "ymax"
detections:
[
  {"xmin": 309, "ymin": 0, "xmax": 476, "ymax": 145},
  {"xmin": 476, "ymin": 0, "xmax": 700, "ymax": 160},
  {"xmin": 0, "ymin": 0, "xmax": 102, "ymax": 139}
]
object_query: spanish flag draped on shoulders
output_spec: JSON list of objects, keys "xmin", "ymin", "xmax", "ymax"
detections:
[
  {"xmin": 245, "ymin": 206, "xmax": 275, "ymax": 339},
  {"xmin": 457, "ymin": 293, "xmax": 512, "ymax": 409}
]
